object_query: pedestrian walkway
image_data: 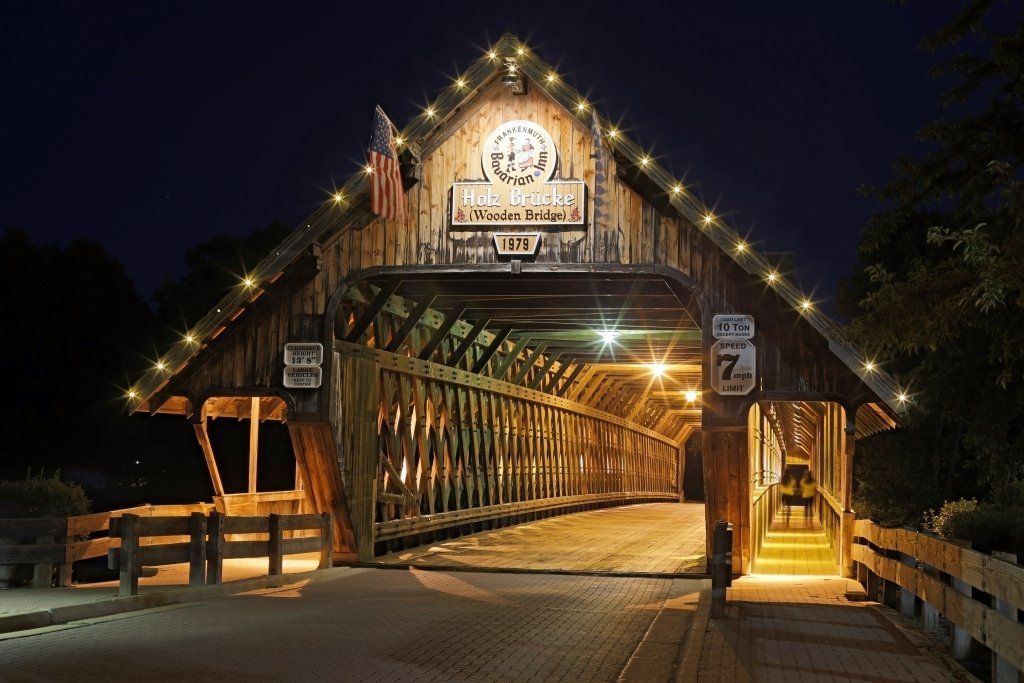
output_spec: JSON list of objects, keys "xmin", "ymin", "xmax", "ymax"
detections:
[
  {"xmin": 0, "ymin": 553, "xmax": 320, "ymax": 623},
  {"xmin": 753, "ymin": 507, "xmax": 837, "ymax": 575},
  {"xmin": 376, "ymin": 502, "xmax": 707, "ymax": 574},
  {"xmin": 688, "ymin": 575, "xmax": 963, "ymax": 682}
]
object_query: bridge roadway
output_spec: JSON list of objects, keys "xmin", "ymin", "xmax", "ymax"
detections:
[{"xmin": 375, "ymin": 502, "xmax": 708, "ymax": 575}]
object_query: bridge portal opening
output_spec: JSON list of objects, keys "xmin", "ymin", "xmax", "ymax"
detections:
[{"xmin": 332, "ymin": 266, "xmax": 707, "ymax": 573}]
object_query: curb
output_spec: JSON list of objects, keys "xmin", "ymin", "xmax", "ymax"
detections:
[
  {"xmin": 351, "ymin": 561, "xmax": 711, "ymax": 580},
  {"xmin": 0, "ymin": 566, "xmax": 359, "ymax": 637},
  {"xmin": 675, "ymin": 590, "xmax": 712, "ymax": 681}
]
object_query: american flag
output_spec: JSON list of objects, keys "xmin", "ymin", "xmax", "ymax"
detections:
[
  {"xmin": 591, "ymin": 115, "xmax": 607, "ymax": 231},
  {"xmin": 368, "ymin": 106, "xmax": 406, "ymax": 221}
]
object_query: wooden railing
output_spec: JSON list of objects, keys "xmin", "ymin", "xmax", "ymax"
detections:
[
  {"xmin": 751, "ymin": 482, "xmax": 781, "ymax": 564},
  {"xmin": 816, "ymin": 487, "xmax": 843, "ymax": 566},
  {"xmin": 853, "ymin": 519, "xmax": 1024, "ymax": 676},
  {"xmin": 107, "ymin": 511, "xmax": 334, "ymax": 596},
  {"xmin": 0, "ymin": 503, "xmax": 213, "ymax": 588}
]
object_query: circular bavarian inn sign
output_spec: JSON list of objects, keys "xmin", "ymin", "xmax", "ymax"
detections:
[
  {"xmin": 451, "ymin": 120, "xmax": 584, "ymax": 227},
  {"xmin": 483, "ymin": 120, "xmax": 557, "ymax": 186}
]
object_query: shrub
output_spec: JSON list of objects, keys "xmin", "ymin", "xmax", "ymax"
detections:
[
  {"xmin": 924, "ymin": 496, "xmax": 1024, "ymax": 559},
  {"xmin": 0, "ymin": 470, "xmax": 90, "ymax": 518}
]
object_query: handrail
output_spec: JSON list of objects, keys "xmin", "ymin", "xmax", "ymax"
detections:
[{"xmin": 853, "ymin": 519, "xmax": 1024, "ymax": 673}]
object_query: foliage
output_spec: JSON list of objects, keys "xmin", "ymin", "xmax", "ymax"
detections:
[
  {"xmin": 153, "ymin": 221, "xmax": 291, "ymax": 338},
  {"xmin": 924, "ymin": 481, "xmax": 1024, "ymax": 558},
  {"xmin": 0, "ymin": 470, "xmax": 90, "ymax": 518},
  {"xmin": 852, "ymin": 428, "xmax": 942, "ymax": 527},
  {"xmin": 840, "ymin": 1, "xmax": 1024, "ymax": 519}
]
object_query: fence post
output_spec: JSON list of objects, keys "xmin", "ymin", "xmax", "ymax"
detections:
[
  {"xmin": 950, "ymin": 573, "xmax": 972, "ymax": 659},
  {"xmin": 268, "ymin": 513, "xmax": 283, "ymax": 576},
  {"xmin": 991, "ymin": 551, "xmax": 1018, "ymax": 682},
  {"xmin": 319, "ymin": 512, "xmax": 334, "ymax": 569},
  {"xmin": 58, "ymin": 517, "xmax": 72, "ymax": 587},
  {"xmin": 900, "ymin": 553, "xmax": 916, "ymax": 617},
  {"xmin": 711, "ymin": 520, "xmax": 732, "ymax": 619},
  {"xmin": 31, "ymin": 535, "xmax": 54, "ymax": 588},
  {"xmin": 206, "ymin": 510, "xmax": 224, "ymax": 585},
  {"xmin": 188, "ymin": 512, "xmax": 207, "ymax": 588},
  {"xmin": 118, "ymin": 513, "xmax": 139, "ymax": 597}
]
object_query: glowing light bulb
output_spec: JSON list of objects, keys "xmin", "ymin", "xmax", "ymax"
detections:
[
  {"xmin": 597, "ymin": 329, "xmax": 619, "ymax": 344},
  {"xmin": 454, "ymin": 77, "xmax": 467, "ymax": 90},
  {"xmin": 607, "ymin": 128, "xmax": 619, "ymax": 138},
  {"xmin": 332, "ymin": 192, "xmax": 344, "ymax": 203},
  {"xmin": 684, "ymin": 390, "xmax": 698, "ymax": 403},
  {"xmin": 424, "ymin": 106, "xmax": 436, "ymax": 118},
  {"xmin": 702, "ymin": 213, "xmax": 715, "ymax": 226},
  {"xmin": 766, "ymin": 270, "xmax": 778, "ymax": 283},
  {"xmin": 799, "ymin": 299, "xmax": 812, "ymax": 312},
  {"xmin": 546, "ymin": 71, "xmax": 557, "ymax": 83},
  {"xmin": 242, "ymin": 276, "xmax": 256, "ymax": 289},
  {"xmin": 126, "ymin": 388, "xmax": 138, "ymax": 400},
  {"xmin": 736, "ymin": 241, "xmax": 747, "ymax": 253},
  {"xmin": 648, "ymin": 363, "xmax": 667, "ymax": 378},
  {"xmin": 393, "ymin": 136, "xmax": 404, "ymax": 147},
  {"xmin": 672, "ymin": 184, "xmax": 683, "ymax": 195},
  {"xmin": 516, "ymin": 45, "xmax": 526, "ymax": 56},
  {"xmin": 184, "ymin": 333, "xmax": 197, "ymax": 345},
  {"xmin": 155, "ymin": 360, "xmax": 166, "ymax": 372},
  {"xmin": 577, "ymin": 100, "xmax": 588, "ymax": 112},
  {"xmin": 486, "ymin": 49, "xmax": 498, "ymax": 61},
  {"xmin": 897, "ymin": 391, "xmax": 909, "ymax": 404},
  {"xmin": 639, "ymin": 155, "xmax": 650, "ymax": 167},
  {"xmin": 863, "ymin": 360, "xmax": 876, "ymax": 372},
  {"xmin": 363, "ymin": 164, "xmax": 374, "ymax": 175}
]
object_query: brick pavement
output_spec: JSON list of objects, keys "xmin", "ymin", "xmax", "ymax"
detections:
[
  {"xmin": 687, "ymin": 576, "xmax": 965, "ymax": 683},
  {"xmin": 377, "ymin": 502, "xmax": 707, "ymax": 575},
  {"xmin": 0, "ymin": 568, "xmax": 704, "ymax": 682}
]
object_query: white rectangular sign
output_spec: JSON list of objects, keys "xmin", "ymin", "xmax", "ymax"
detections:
[
  {"xmin": 283, "ymin": 366, "xmax": 322, "ymax": 389},
  {"xmin": 284, "ymin": 342, "xmax": 323, "ymax": 367},
  {"xmin": 712, "ymin": 314, "xmax": 755, "ymax": 340},
  {"xmin": 493, "ymin": 233, "xmax": 541, "ymax": 256},
  {"xmin": 710, "ymin": 340, "xmax": 757, "ymax": 395}
]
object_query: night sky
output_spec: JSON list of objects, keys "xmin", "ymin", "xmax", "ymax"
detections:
[{"xmin": 0, "ymin": 3, "xmax": 977, "ymax": 312}]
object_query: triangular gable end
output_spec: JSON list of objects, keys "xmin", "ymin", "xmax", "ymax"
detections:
[{"xmin": 127, "ymin": 33, "xmax": 905, "ymax": 424}]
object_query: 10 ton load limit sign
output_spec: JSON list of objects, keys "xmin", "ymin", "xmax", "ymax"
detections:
[{"xmin": 710, "ymin": 315, "xmax": 756, "ymax": 396}]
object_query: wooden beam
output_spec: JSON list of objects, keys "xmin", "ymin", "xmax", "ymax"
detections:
[
  {"xmin": 543, "ymin": 357, "xmax": 576, "ymax": 393},
  {"xmin": 447, "ymin": 317, "xmax": 491, "ymax": 367},
  {"xmin": 471, "ymin": 327, "xmax": 512, "ymax": 374},
  {"xmin": 527, "ymin": 353, "xmax": 562, "ymax": 389},
  {"xmin": 490, "ymin": 335, "xmax": 531, "ymax": 380},
  {"xmin": 248, "ymin": 397, "xmax": 260, "ymax": 494},
  {"xmin": 553, "ymin": 362, "xmax": 587, "ymax": 397},
  {"xmin": 511, "ymin": 342, "xmax": 549, "ymax": 385},
  {"xmin": 418, "ymin": 305, "xmax": 468, "ymax": 360},
  {"xmin": 345, "ymin": 279, "xmax": 401, "ymax": 343},
  {"xmin": 193, "ymin": 415, "xmax": 226, "ymax": 497},
  {"xmin": 384, "ymin": 295, "xmax": 437, "ymax": 352}
]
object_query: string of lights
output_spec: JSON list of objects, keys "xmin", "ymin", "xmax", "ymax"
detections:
[{"xmin": 126, "ymin": 33, "xmax": 909, "ymax": 415}]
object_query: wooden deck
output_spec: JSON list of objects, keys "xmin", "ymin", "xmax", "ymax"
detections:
[
  {"xmin": 374, "ymin": 502, "xmax": 707, "ymax": 575},
  {"xmin": 752, "ymin": 506, "xmax": 838, "ymax": 575}
]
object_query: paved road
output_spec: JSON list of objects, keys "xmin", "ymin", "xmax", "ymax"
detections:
[
  {"xmin": 377, "ymin": 502, "xmax": 707, "ymax": 575},
  {"xmin": 0, "ymin": 568, "xmax": 703, "ymax": 682}
]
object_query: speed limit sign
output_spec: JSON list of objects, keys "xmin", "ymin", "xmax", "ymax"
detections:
[{"xmin": 710, "ymin": 340, "xmax": 757, "ymax": 395}]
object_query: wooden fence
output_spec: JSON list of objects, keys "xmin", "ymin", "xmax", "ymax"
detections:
[
  {"xmin": 0, "ymin": 503, "xmax": 213, "ymax": 588},
  {"xmin": 107, "ymin": 511, "xmax": 334, "ymax": 596},
  {"xmin": 853, "ymin": 519, "xmax": 1024, "ymax": 678}
]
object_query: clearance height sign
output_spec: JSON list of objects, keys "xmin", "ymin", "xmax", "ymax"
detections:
[{"xmin": 451, "ymin": 120, "xmax": 585, "ymax": 227}]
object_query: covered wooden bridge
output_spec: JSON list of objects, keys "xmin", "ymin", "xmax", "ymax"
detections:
[{"xmin": 127, "ymin": 34, "xmax": 902, "ymax": 576}]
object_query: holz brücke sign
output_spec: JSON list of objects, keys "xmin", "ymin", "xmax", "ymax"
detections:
[{"xmin": 451, "ymin": 120, "xmax": 585, "ymax": 227}]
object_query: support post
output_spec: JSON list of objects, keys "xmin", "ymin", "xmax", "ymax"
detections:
[
  {"xmin": 702, "ymin": 425, "xmax": 750, "ymax": 574},
  {"xmin": 840, "ymin": 413, "xmax": 857, "ymax": 578},
  {"xmin": 118, "ymin": 513, "xmax": 139, "ymax": 597},
  {"xmin": 991, "ymin": 551, "xmax": 1018, "ymax": 682},
  {"xmin": 951, "ymin": 574, "xmax": 972, "ymax": 659},
  {"xmin": 206, "ymin": 510, "xmax": 224, "ymax": 585},
  {"xmin": 188, "ymin": 512, "xmax": 207, "ymax": 587},
  {"xmin": 319, "ymin": 512, "xmax": 334, "ymax": 569},
  {"xmin": 268, "ymin": 514, "xmax": 283, "ymax": 576},
  {"xmin": 193, "ymin": 412, "xmax": 226, "ymax": 497},
  {"xmin": 31, "ymin": 536, "xmax": 53, "ymax": 588},
  {"xmin": 899, "ymin": 552, "xmax": 916, "ymax": 617},
  {"xmin": 249, "ymin": 397, "xmax": 260, "ymax": 494}
]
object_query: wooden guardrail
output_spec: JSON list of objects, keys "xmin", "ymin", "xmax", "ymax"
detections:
[
  {"xmin": 107, "ymin": 511, "xmax": 334, "ymax": 597},
  {"xmin": 0, "ymin": 503, "xmax": 213, "ymax": 588},
  {"xmin": 853, "ymin": 519, "xmax": 1024, "ymax": 677}
]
